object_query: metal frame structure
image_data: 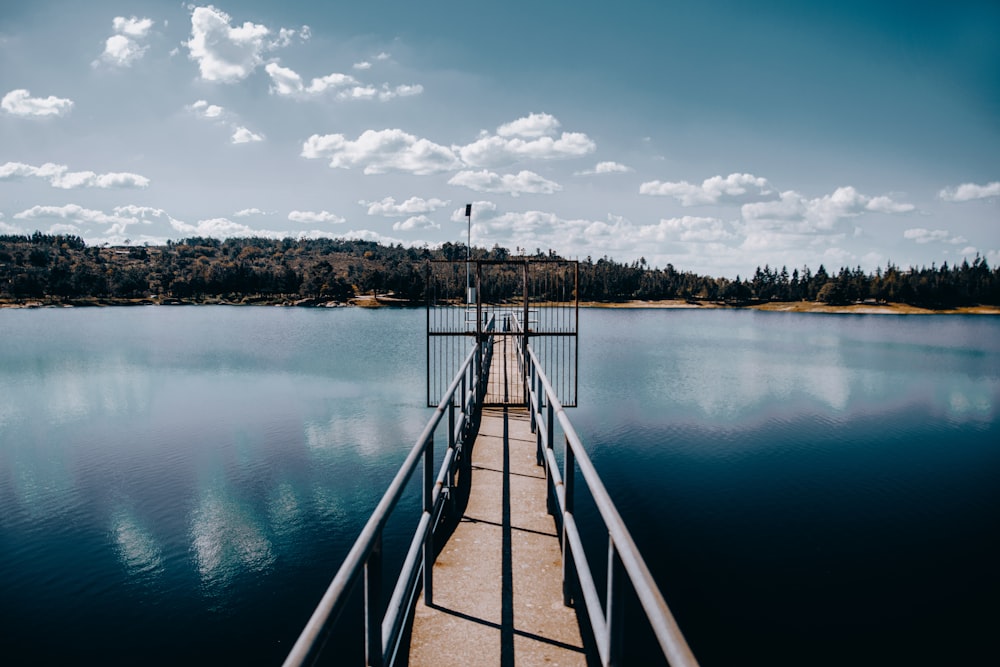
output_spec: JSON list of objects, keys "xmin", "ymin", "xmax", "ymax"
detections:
[{"xmin": 426, "ymin": 259, "xmax": 579, "ymax": 408}]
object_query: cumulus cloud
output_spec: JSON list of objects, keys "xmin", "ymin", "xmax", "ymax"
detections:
[
  {"xmin": 231, "ymin": 126, "xmax": 264, "ymax": 144},
  {"xmin": 497, "ymin": 112, "xmax": 561, "ymax": 138},
  {"xmin": 361, "ymin": 196, "xmax": 450, "ymax": 216},
  {"xmin": 458, "ymin": 122, "xmax": 596, "ymax": 168},
  {"xmin": 939, "ymin": 181, "xmax": 1000, "ymax": 202},
  {"xmin": 95, "ymin": 16, "xmax": 154, "ymax": 67},
  {"xmin": 233, "ymin": 208, "xmax": 267, "ymax": 217},
  {"xmin": 14, "ymin": 204, "xmax": 139, "ymax": 229},
  {"xmin": 575, "ymin": 161, "xmax": 632, "ymax": 176},
  {"xmin": 741, "ymin": 186, "xmax": 913, "ymax": 231},
  {"xmin": 302, "ymin": 129, "xmax": 462, "ymax": 175},
  {"xmin": 188, "ymin": 100, "xmax": 261, "ymax": 145},
  {"xmin": 903, "ymin": 228, "xmax": 968, "ymax": 245},
  {"xmin": 353, "ymin": 61, "xmax": 372, "ymax": 70},
  {"xmin": 1, "ymin": 89, "xmax": 74, "ymax": 117},
  {"xmin": 1, "ymin": 161, "xmax": 150, "ymax": 189},
  {"xmin": 185, "ymin": 5, "xmax": 296, "ymax": 83},
  {"xmin": 189, "ymin": 99, "xmax": 225, "ymax": 118},
  {"xmin": 113, "ymin": 16, "xmax": 154, "ymax": 37},
  {"xmin": 265, "ymin": 63, "xmax": 357, "ymax": 96},
  {"xmin": 287, "ymin": 210, "xmax": 345, "ymax": 224},
  {"xmin": 640, "ymin": 173, "xmax": 773, "ymax": 205},
  {"xmin": 448, "ymin": 169, "xmax": 561, "ymax": 196},
  {"xmin": 264, "ymin": 62, "xmax": 421, "ymax": 101},
  {"xmin": 392, "ymin": 215, "xmax": 440, "ymax": 231}
]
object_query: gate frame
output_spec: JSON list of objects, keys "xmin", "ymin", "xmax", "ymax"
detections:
[{"xmin": 426, "ymin": 259, "xmax": 579, "ymax": 408}]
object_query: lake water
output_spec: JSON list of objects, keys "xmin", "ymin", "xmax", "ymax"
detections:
[{"xmin": 1, "ymin": 307, "xmax": 997, "ymax": 665}]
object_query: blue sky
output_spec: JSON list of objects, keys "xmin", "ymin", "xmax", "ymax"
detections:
[{"xmin": 1, "ymin": 0, "xmax": 997, "ymax": 278}]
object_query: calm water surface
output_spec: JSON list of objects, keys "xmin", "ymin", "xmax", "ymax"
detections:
[{"xmin": 1, "ymin": 306, "xmax": 997, "ymax": 665}]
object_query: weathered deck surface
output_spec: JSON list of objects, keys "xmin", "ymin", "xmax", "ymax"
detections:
[{"xmin": 408, "ymin": 335, "xmax": 586, "ymax": 666}]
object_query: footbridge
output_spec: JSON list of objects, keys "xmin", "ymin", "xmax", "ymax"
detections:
[{"xmin": 282, "ymin": 260, "xmax": 699, "ymax": 666}]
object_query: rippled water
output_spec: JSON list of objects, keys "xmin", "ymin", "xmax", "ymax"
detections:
[{"xmin": 1, "ymin": 307, "xmax": 997, "ymax": 665}]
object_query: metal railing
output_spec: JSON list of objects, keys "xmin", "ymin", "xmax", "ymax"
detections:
[
  {"xmin": 283, "ymin": 325, "xmax": 494, "ymax": 667},
  {"xmin": 524, "ymin": 343, "xmax": 700, "ymax": 667}
]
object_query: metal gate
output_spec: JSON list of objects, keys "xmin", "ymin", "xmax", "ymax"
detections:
[{"xmin": 427, "ymin": 259, "xmax": 578, "ymax": 408}]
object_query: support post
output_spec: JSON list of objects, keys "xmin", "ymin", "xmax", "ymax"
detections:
[
  {"xmin": 423, "ymin": 435, "xmax": 434, "ymax": 606},
  {"xmin": 365, "ymin": 533, "xmax": 384, "ymax": 667},
  {"xmin": 607, "ymin": 539, "xmax": 625, "ymax": 665},
  {"xmin": 562, "ymin": 434, "xmax": 575, "ymax": 604}
]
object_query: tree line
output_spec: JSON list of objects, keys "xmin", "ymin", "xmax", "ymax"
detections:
[{"xmin": 1, "ymin": 232, "xmax": 998, "ymax": 309}]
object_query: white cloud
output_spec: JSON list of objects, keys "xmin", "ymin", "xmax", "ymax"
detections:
[
  {"xmin": 866, "ymin": 196, "xmax": 916, "ymax": 213},
  {"xmin": 269, "ymin": 27, "xmax": 297, "ymax": 49},
  {"xmin": 640, "ymin": 173, "xmax": 773, "ymax": 205},
  {"xmin": 497, "ymin": 112, "xmax": 561, "ymax": 138},
  {"xmin": 113, "ymin": 16, "xmax": 154, "ymax": 38},
  {"xmin": 1, "ymin": 89, "xmax": 74, "ymax": 117},
  {"xmin": 95, "ymin": 16, "xmax": 155, "ymax": 67},
  {"xmin": 231, "ymin": 126, "xmax": 264, "ymax": 144},
  {"xmin": 361, "ymin": 196, "xmax": 450, "ymax": 216},
  {"xmin": 353, "ymin": 61, "xmax": 372, "ymax": 70},
  {"xmin": 287, "ymin": 210, "xmax": 345, "ymax": 224},
  {"xmin": 458, "ymin": 119, "xmax": 596, "ymax": 168},
  {"xmin": 0, "ymin": 220, "xmax": 25, "ymax": 234},
  {"xmin": 264, "ymin": 63, "xmax": 358, "ymax": 96},
  {"xmin": 302, "ymin": 129, "xmax": 462, "ymax": 175},
  {"xmin": 188, "ymin": 99, "xmax": 225, "ymax": 118},
  {"xmin": 377, "ymin": 84, "xmax": 423, "ymax": 101},
  {"xmin": 14, "ymin": 204, "xmax": 137, "ymax": 228},
  {"xmin": 98, "ymin": 34, "xmax": 149, "ymax": 67},
  {"xmin": 233, "ymin": 208, "xmax": 267, "ymax": 217},
  {"xmin": 0, "ymin": 161, "xmax": 149, "ymax": 189},
  {"xmin": 392, "ymin": 215, "xmax": 440, "ymax": 231},
  {"xmin": 448, "ymin": 169, "xmax": 561, "ymax": 196},
  {"xmin": 264, "ymin": 63, "xmax": 419, "ymax": 101},
  {"xmin": 171, "ymin": 216, "xmax": 258, "ymax": 237},
  {"xmin": 575, "ymin": 161, "xmax": 632, "ymax": 176},
  {"xmin": 185, "ymin": 5, "xmax": 278, "ymax": 83},
  {"xmin": 903, "ymin": 228, "xmax": 968, "ymax": 245},
  {"xmin": 741, "ymin": 186, "xmax": 913, "ymax": 231},
  {"xmin": 376, "ymin": 52, "xmax": 390, "ymax": 61},
  {"xmin": 939, "ymin": 181, "xmax": 1000, "ymax": 202}
]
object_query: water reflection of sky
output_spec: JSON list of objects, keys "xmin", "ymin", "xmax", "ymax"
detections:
[
  {"xmin": 581, "ymin": 309, "xmax": 999, "ymax": 425},
  {"xmin": 0, "ymin": 307, "xmax": 428, "ymax": 609}
]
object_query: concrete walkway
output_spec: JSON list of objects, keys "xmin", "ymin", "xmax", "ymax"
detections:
[{"xmin": 408, "ymin": 336, "xmax": 586, "ymax": 666}]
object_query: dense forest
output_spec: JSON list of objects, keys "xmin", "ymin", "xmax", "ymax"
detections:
[{"xmin": 2, "ymin": 232, "xmax": 998, "ymax": 309}]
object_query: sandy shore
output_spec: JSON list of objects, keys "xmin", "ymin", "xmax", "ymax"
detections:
[{"xmin": 581, "ymin": 299, "xmax": 1000, "ymax": 315}]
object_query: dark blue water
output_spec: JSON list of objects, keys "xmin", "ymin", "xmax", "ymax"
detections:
[
  {"xmin": 1, "ymin": 307, "xmax": 997, "ymax": 665},
  {"xmin": 572, "ymin": 309, "xmax": 999, "ymax": 666}
]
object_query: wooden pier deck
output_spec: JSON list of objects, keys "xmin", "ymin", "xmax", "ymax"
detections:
[{"xmin": 408, "ymin": 335, "xmax": 586, "ymax": 666}]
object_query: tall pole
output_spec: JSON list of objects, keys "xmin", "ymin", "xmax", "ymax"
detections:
[{"xmin": 465, "ymin": 204, "xmax": 472, "ymax": 305}]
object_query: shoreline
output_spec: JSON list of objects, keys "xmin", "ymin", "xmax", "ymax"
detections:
[
  {"xmin": 2, "ymin": 296, "xmax": 998, "ymax": 315},
  {"xmin": 580, "ymin": 299, "xmax": 1000, "ymax": 315}
]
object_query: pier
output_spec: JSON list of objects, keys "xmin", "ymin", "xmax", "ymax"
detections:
[
  {"xmin": 408, "ymin": 333, "xmax": 586, "ymax": 665},
  {"xmin": 282, "ymin": 260, "xmax": 698, "ymax": 666}
]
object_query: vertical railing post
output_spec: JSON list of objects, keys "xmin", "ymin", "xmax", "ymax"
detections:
[
  {"xmin": 529, "ymin": 359, "xmax": 536, "ymax": 432},
  {"xmin": 546, "ymin": 398, "xmax": 554, "ymax": 465},
  {"xmin": 365, "ymin": 533, "xmax": 384, "ymax": 667},
  {"xmin": 461, "ymin": 373, "xmax": 467, "ymax": 434},
  {"xmin": 607, "ymin": 539, "xmax": 625, "ymax": 665},
  {"xmin": 562, "ymin": 433, "xmax": 575, "ymax": 606},
  {"xmin": 423, "ymin": 434, "xmax": 434, "ymax": 607},
  {"xmin": 448, "ymin": 400, "xmax": 456, "ymax": 514}
]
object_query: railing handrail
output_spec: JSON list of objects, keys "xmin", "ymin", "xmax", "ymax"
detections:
[
  {"xmin": 283, "ymin": 327, "xmax": 492, "ymax": 667},
  {"xmin": 525, "ymin": 342, "xmax": 700, "ymax": 667}
]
